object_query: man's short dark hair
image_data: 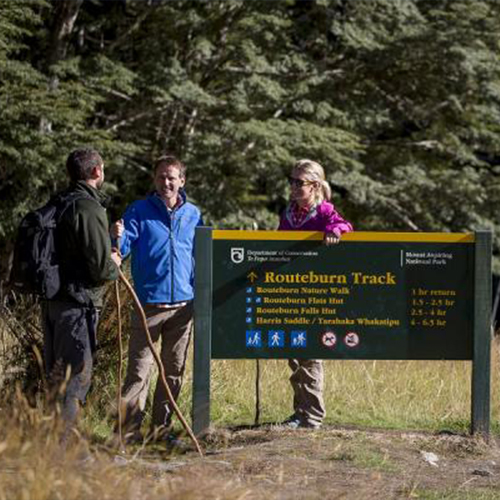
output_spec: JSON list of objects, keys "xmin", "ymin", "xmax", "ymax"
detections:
[
  {"xmin": 154, "ymin": 155, "xmax": 186, "ymax": 178},
  {"xmin": 66, "ymin": 148, "xmax": 103, "ymax": 182}
]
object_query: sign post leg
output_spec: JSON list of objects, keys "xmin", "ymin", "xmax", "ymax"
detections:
[
  {"xmin": 471, "ymin": 230, "xmax": 492, "ymax": 437},
  {"xmin": 193, "ymin": 227, "xmax": 213, "ymax": 435}
]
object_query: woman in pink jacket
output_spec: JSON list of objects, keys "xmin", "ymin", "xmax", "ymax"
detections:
[{"xmin": 279, "ymin": 159, "xmax": 353, "ymax": 429}]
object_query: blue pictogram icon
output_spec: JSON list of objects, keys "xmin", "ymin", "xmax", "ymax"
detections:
[
  {"xmin": 246, "ymin": 297, "xmax": 253, "ymax": 304},
  {"xmin": 255, "ymin": 296, "xmax": 262, "ymax": 304},
  {"xmin": 246, "ymin": 307, "xmax": 252, "ymax": 314},
  {"xmin": 246, "ymin": 287, "xmax": 253, "ymax": 294},
  {"xmin": 268, "ymin": 330, "xmax": 285, "ymax": 347},
  {"xmin": 246, "ymin": 317, "xmax": 252, "ymax": 324},
  {"xmin": 246, "ymin": 330, "xmax": 262, "ymax": 347},
  {"xmin": 291, "ymin": 330, "xmax": 307, "ymax": 348}
]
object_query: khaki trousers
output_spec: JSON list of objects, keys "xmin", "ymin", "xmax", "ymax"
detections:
[
  {"xmin": 288, "ymin": 359, "xmax": 325, "ymax": 426},
  {"xmin": 121, "ymin": 302, "xmax": 193, "ymax": 435}
]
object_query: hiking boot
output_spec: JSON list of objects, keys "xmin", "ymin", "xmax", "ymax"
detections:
[
  {"xmin": 301, "ymin": 420, "xmax": 322, "ymax": 429},
  {"xmin": 280, "ymin": 417, "xmax": 301, "ymax": 429},
  {"xmin": 279, "ymin": 416, "xmax": 321, "ymax": 429},
  {"xmin": 165, "ymin": 433, "xmax": 190, "ymax": 453}
]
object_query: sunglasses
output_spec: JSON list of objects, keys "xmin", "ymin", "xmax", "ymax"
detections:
[{"xmin": 288, "ymin": 177, "xmax": 314, "ymax": 188}]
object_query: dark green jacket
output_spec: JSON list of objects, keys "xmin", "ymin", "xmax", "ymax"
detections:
[{"xmin": 57, "ymin": 181, "xmax": 118, "ymax": 307}]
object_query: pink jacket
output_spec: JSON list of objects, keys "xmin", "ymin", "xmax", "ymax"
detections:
[{"xmin": 278, "ymin": 200, "xmax": 353, "ymax": 236}]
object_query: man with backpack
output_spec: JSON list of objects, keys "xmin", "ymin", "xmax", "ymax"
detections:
[{"xmin": 37, "ymin": 148, "xmax": 121, "ymax": 439}]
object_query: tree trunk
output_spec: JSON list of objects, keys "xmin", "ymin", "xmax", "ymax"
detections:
[
  {"xmin": 47, "ymin": 0, "xmax": 84, "ymax": 68},
  {"xmin": 40, "ymin": 0, "xmax": 84, "ymax": 134}
]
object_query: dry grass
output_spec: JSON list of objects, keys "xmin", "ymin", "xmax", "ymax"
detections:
[
  {"xmin": 0, "ymin": 392, "xmax": 250, "ymax": 500},
  {"xmin": 176, "ymin": 340, "xmax": 500, "ymax": 434}
]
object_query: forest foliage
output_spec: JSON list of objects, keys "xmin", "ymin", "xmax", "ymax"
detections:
[{"xmin": 1, "ymin": 0, "xmax": 499, "ymax": 277}]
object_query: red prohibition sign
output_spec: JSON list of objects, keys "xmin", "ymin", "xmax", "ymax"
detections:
[
  {"xmin": 344, "ymin": 332, "xmax": 360, "ymax": 348},
  {"xmin": 321, "ymin": 331, "xmax": 337, "ymax": 349}
]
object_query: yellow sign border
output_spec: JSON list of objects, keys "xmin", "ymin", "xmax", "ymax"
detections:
[{"xmin": 212, "ymin": 230, "xmax": 474, "ymax": 243}]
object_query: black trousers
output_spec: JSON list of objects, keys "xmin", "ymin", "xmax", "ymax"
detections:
[{"xmin": 42, "ymin": 300, "xmax": 98, "ymax": 426}]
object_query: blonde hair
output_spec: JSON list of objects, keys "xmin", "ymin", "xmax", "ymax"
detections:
[{"xmin": 292, "ymin": 159, "xmax": 331, "ymax": 203}]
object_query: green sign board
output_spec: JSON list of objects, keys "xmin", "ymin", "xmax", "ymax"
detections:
[
  {"xmin": 211, "ymin": 231, "xmax": 474, "ymax": 360},
  {"xmin": 192, "ymin": 229, "xmax": 492, "ymax": 437}
]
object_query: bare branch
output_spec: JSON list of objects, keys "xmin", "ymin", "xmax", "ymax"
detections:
[{"xmin": 384, "ymin": 198, "xmax": 420, "ymax": 231}]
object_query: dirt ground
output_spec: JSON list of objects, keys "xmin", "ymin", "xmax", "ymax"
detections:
[{"xmin": 110, "ymin": 425, "xmax": 500, "ymax": 500}]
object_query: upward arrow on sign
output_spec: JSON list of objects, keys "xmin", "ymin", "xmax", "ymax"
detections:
[{"xmin": 247, "ymin": 271, "xmax": 258, "ymax": 283}]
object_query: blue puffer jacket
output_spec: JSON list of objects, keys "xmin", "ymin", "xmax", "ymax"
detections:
[{"xmin": 118, "ymin": 191, "xmax": 203, "ymax": 305}]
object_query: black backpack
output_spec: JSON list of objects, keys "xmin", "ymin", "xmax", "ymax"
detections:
[{"xmin": 10, "ymin": 191, "xmax": 90, "ymax": 299}]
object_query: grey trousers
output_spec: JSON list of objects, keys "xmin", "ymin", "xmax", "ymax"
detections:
[
  {"xmin": 121, "ymin": 302, "xmax": 193, "ymax": 435},
  {"xmin": 288, "ymin": 358, "xmax": 326, "ymax": 426},
  {"xmin": 42, "ymin": 301, "xmax": 98, "ymax": 428}
]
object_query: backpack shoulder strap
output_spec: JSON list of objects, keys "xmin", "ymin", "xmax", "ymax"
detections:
[{"xmin": 54, "ymin": 190, "xmax": 98, "ymax": 222}]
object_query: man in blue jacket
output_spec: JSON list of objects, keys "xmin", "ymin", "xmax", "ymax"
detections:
[{"xmin": 111, "ymin": 155, "xmax": 203, "ymax": 443}]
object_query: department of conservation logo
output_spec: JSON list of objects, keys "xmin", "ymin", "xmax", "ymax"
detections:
[{"xmin": 230, "ymin": 247, "xmax": 245, "ymax": 264}]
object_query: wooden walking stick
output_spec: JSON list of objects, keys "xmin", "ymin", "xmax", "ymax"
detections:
[
  {"xmin": 112, "ymin": 239, "xmax": 125, "ymax": 451},
  {"xmin": 117, "ymin": 268, "xmax": 203, "ymax": 457},
  {"xmin": 115, "ymin": 278, "xmax": 124, "ymax": 450}
]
